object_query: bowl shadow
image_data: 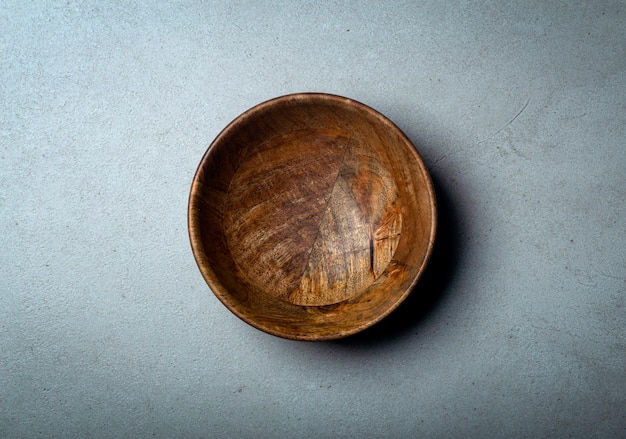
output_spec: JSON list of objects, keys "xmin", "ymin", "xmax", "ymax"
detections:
[{"xmin": 333, "ymin": 171, "xmax": 461, "ymax": 346}]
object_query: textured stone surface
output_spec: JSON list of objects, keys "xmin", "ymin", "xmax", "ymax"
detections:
[{"xmin": 1, "ymin": 1, "xmax": 624, "ymax": 437}]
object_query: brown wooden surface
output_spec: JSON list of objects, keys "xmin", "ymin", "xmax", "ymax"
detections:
[{"xmin": 188, "ymin": 93, "xmax": 436, "ymax": 340}]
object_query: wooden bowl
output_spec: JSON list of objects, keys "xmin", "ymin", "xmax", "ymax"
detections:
[{"xmin": 188, "ymin": 93, "xmax": 436, "ymax": 340}]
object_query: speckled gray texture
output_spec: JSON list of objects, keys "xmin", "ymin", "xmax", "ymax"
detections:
[{"xmin": 1, "ymin": 1, "xmax": 624, "ymax": 438}]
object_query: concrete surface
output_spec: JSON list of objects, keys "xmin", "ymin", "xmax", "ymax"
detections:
[{"xmin": 1, "ymin": 1, "xmax": 624, "ymax": 438}]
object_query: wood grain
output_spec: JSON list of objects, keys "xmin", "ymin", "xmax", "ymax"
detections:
[{"xmin": 188, "ymin": 93, "xmax": 436, "ymax": 340}]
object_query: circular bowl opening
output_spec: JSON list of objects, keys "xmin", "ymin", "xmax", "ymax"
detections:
[{"xmin": 189, "ymin": 93, "xmax": 436, "ymax": 340}]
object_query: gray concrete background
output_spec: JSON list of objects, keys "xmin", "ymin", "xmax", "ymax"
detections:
[{"xmin": 1, "ymin": 1, "xmax": 624, "ymax": 437}]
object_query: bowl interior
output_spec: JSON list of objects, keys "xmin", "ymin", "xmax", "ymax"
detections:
[{"xmin": 189, "ymin": 94, "xmax": 436, "ymax": 340}]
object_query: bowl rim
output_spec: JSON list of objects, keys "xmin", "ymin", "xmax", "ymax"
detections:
[{"xmin": 188, "ymin": 92, "xmax": 437, "ymax": 340}]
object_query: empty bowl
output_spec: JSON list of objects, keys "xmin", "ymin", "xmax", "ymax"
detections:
[{"xmin": 188, "ymin": 93, "xmax": 436, "ymax": 340}]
